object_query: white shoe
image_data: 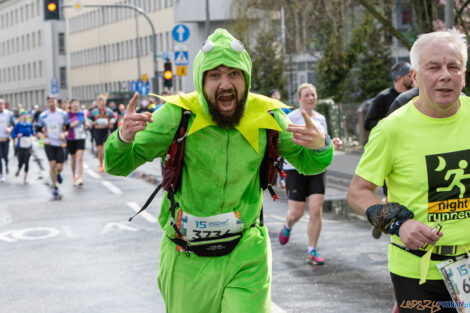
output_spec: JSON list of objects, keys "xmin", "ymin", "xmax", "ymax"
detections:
[{"xmin": 0, "ymin": 176, "xmax": 5, "ymax": 183}]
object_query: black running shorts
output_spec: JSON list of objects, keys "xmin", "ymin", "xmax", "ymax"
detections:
[
  {"xmin": 285, "ymin": 169, "xmax": 325, "ymax": 201},
  {"xmin": 44, "ymin": 144, "xmax": 65, "ymax": 163},
  {"xmin": 67, "ymin": 139, "xmax": 85, "ymax": 155},
  {"xmin": 93, "ymin": 128, "xmax": 109, "ymax": 146},
  {"xmin": 391, "ymin": 272, "xmax": 457, "ymax": 313}
]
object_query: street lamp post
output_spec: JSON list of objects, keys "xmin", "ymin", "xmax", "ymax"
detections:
[{"xmin": 63, "ymin": 3, "xmax": 159, "ymax": 94}]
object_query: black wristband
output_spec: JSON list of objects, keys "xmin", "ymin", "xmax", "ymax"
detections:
[{"xmin": 365, "ymin": 202, "xmax": 414, "ymax": 236}]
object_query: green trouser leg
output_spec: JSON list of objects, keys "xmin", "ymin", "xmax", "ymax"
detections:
[{"xmin": 158, "ymin": 225, "xmax": 272, "ymax": 313}]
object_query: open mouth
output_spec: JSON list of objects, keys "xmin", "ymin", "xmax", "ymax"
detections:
[{"xmin": 217, "ymin": 92, "xmax": 236, "ymax": 112}]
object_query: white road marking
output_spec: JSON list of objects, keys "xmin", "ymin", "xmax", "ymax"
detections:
[
  {"xmin": 100, "ymin": 222, "xmax": 138, "ymax": 234},
  {"xmin": 101, "ymin": 180, "xmax": 122, "ymax": 194},
  {"xmin": 272, "ymin": 301, "xmax": 287, "ymax": 313},
  {"xmin": 126, "ymin": 201, "xmax": 158, "ymax": 224},
  {"xmin": 269, "ymin": 214, "xmax": 286, "ymax": 221},
  {"xmin": 86, "ymin": 168, "xmax": 101, "ymax": 179}
]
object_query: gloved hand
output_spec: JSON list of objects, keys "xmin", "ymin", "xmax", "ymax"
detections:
[{"xmin": 365, "ymin": 202, "xmax": 414, "ymax": 236}]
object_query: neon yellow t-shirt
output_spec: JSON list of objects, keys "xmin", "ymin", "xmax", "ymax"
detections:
[{"xmin": 355, "ymin": 95, "xmax": 470, "ymax": 280}]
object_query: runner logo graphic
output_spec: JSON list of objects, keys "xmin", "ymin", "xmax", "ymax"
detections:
[{"xmin": 426, "ymin": 149, "xmax": 470, "ymax": 222}]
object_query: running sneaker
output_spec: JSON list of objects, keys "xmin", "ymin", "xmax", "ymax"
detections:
[
  {"xmin": 57, "ymin": 172, "xmax": 63, "ymax": 184},
  {"xmin": 307, "ymin": 249, "xmax": 324, "ymax": 265},
  {"xmin": 99, "ymin": 165, "xmax": 104, "ymax": 173},
  {"xmin": 0, "ymin": 176, "xmax": 4, "ymax": 183},
  {"xmin": 5, "ymin": 167, "xmax": 9, "ymax": 175},
  {"xmin": 279, "ymin": 225, "xmax": 291, "ymax": 245},
  {"xmin": 72, "ymin": 175, "xmax": 77, "ymax": 186},
  {"xmin": 78, "ymin": 177, "xmax": 83, "ymax": 187},
  {"xmin": 52, "ymin": 186, "xmax": 59, "ymax": 196},
  {"xmin": 15, "ymin": 168, "xmax": 20, "ymax": 177}
]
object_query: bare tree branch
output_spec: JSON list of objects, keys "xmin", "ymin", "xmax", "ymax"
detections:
[{"xmin": 356, "ymin": 0, "xmax": 412, "ymax": 50}]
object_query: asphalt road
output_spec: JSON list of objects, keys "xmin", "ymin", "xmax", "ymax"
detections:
[{"xmin": 0, "ymin": 143, "xmax": 395, "ymax": 313}]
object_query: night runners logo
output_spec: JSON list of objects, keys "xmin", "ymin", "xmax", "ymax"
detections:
[{"xmin": 426, "ymin": 149, "xmax": 470, "ymax": 222}]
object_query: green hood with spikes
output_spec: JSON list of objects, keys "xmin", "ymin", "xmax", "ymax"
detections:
[{"xmin": 193, "ymin": 28, "xmax": 252, "ymax": 110}]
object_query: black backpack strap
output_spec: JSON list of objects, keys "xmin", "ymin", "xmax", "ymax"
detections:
[
  {"xmin": 128, "ymin": 108, "xmax": 191, "ymax": 223},
  {"xmin": 129, "ymin": 183, "xmax": 163, "ymax": 221}
]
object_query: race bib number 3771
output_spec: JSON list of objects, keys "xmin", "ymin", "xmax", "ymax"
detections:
[{"xmin": 176, "ymin": 210, "xmax": 244, "ymax": 241}]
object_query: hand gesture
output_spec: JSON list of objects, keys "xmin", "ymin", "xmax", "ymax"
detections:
[
  {"xmin": 332, "ymin": 137, "xmax": 343, "ymax": 150},
  {"xmin": 398, "ymin": 219, "xmax": 443, "ymax": 250},
  {"xmin": 120, "ymin": 93, "xmax": 153, "ymax": 142},
  {"xmin": 286, "ymin": 110, "xmax": 326, "ymax": 150}
]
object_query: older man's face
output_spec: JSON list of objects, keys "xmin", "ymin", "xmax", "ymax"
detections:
[
  {"xmin": 412, "ymin": 41, "xmax": 465, "ymax": 114},
  {"xmin": 202, "ymin": 65, "xmax": 246, "ymax": 128}
]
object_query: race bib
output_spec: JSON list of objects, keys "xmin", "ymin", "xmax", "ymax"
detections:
[
  {"xmin": 74, "ymin": 125, "xmax": 85, "ymax": 139},
  {"xmin": 96, "ymin": 118, "xmax": 109, "ymax": 127},
  {"xmin": 438, "ymin": 255, "xmax": 470, "ymax": 313},
  {"xmin": 0, "ymin": 115, "xmax": 7, "ymax": 128},
  {"xmin": 19, "ymin": 136, "xmax": 32, "ymax": 148},
  {"xmin": 177, "ymin": 210, "xmax": 244, "ymax": 241},
  {"xmin": 47, "ymin": 122, "xmax": 61, "ymax": 138}
]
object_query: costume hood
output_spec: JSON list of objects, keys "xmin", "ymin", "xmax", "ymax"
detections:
[{"xmin": 193, "ymin": 28, "xmax": 252, "ymax": 110}]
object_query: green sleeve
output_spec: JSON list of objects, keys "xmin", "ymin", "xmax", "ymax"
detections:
[
  {"xmin": 274, "ymin": 109, "xmax": 334, "ymax": 175},
  {"xmin": 104, "ymin": 104, "xmax": 182, "ymax": 176}
]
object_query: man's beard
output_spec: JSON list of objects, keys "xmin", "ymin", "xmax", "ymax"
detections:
[{"xmin": 205, "ymin": 92, "xmax": 246, "ymax": 128}]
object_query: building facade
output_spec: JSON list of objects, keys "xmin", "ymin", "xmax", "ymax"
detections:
[
  {"xmin": 65, "ymin": 0, "xmax": 237, "ymax": 104},
  {"xmin": 0, "ymin": 0, "xmax": 67, "ymax": 109}
]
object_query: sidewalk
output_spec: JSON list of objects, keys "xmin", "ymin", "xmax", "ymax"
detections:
[{"xmin": 133, "ymin": 150, "xmax": 362, "ymax": 190}]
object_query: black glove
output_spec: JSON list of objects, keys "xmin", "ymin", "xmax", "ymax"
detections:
[{"xmin": 365, "ymin": 202, "xmax": 414, "ymax": 236}]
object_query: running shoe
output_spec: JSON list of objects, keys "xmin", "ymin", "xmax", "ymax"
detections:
[
  {"xmin": 57, "ymin": 172, "xmax": 63, "ymax": 184},
  {"xmin": 279, "ymin": 225, "xmax": 291, "ymax": 245},
  {"xmin": 78, "ymin": 177, "xmax": 83, "ymax": 187},
  {"xmin": 72, "ymin": 175, "xmax": 77, "ymax": 186},
  {"xmin": 0, "ymin": 176, "xmax": 4, "ymax": 183},
  {"xmin": 5, "ymin": 167, "xmax": 9, "ymax": 175},
  {"xmin": 307, "ymin": 249, "xmax": 324, "ymax": 265},
  {"xmin": 99, "ymin": 165, "xmax": 104, "ymax": 173},
  {"xmin": 52, "ymin": 186, "xmax": 59, "ymax": 196},
  {"xmin": 15, "ymin": 169, "xmax": 20, "ymax": 177}
]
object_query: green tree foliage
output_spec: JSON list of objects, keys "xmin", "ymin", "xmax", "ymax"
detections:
[{"xmin": 250, "ymin": 29, "xmax": 286, "ymax": 97}]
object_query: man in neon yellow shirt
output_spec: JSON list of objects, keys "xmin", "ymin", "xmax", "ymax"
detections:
[
  {"xmin": 105, "ymin": 29, "xmax": 333, "ymax": 313},
  {"xmin": 348, "ymin": 29, "xmax": 470, "ymax": 312}
]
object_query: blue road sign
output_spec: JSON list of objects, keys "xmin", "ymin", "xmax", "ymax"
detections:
[
  {"xmin": 51, "ymin": 78, "xmax": 59, "ymax": 94},
  {"xmin": 174, "ymin": 51, "xmax": 189, "ymax": 65},
  {"xmin": 171, "ymin": 24, "xmax": 190, "ymax": 43},
  {"xmin": 130, "ymin": 81, "xmax": 138, "ymax": 93}
]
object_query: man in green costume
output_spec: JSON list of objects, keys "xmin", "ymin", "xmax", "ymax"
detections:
[{"xmin": 105, "ymin": 29, "xmax": 333, "ymax": 313}]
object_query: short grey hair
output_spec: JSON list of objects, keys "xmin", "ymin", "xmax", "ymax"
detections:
[{"xmin": 410, "ymin": 28, "xmax": 467, "ymax": 71}]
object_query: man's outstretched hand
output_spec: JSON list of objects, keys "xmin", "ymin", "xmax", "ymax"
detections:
[
  {"xmin": 286, "ymin": 110, "xmax": 326, "ymax": 150},
  {"xmin": 119, "ymin": 92, "xmax": 153, "ymax": 143}
]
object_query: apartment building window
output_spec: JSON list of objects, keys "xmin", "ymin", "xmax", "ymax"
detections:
[
  {"xmin": 27, "ymin": 63, "xmax": 31, "ymax": 79},
  {"xmin": 60, "ymin": 67, "xmax": 67, "ymax": 88},
  {"xmin": 39, "ymin": 61, "xmax": 42, "ymax": 77},
  {"xmin": 38, "ymin": 30, "xmax": 41, "ymax": 46},
  {"xmin": 25, "ymin": 4, "xmax": 29, "ymax": 20},
  {"xmin": 58, "ymin": 33, "xmax": 65, "ymax": 55},
  {"xmin": 26, "ymin": 34, "xmax": 30, "ymax": 50},
  {"xmin": 33, "ymin": 62, "xmax": 37, "ymax": 78},
  {"xmin": 32, "ymin": 33, "xmax": 36, "ymax": 48},
  {"xmin": 20, "ymin": 7, "xmax": 24, "ymax": 23}
]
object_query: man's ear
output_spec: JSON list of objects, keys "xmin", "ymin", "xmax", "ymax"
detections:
[{"xmin": 410, "ymin": 68, "xmax": 418, "ymax": 88}]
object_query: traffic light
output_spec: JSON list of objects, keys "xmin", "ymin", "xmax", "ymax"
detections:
[
  {"xmin": 44, "ymin": 0, "xmax": 60, "ymax": 20},
  {"xmin": 163, "ymin": 60, "xmax": 173, "ymax": 89}
]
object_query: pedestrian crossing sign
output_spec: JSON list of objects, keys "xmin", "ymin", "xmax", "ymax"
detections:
[{"xmin": 174, "ymin": 51, "xmax": 189, "ymax": 65}]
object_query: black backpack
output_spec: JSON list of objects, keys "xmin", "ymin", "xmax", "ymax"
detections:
[{"xmin": 129, "ymin": 109, "xmax": 285, "ymax": 232}]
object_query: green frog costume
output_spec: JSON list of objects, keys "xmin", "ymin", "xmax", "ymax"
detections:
[{"xmin": 105, "ymin": 29, "xmax": 333, "ymax": 313}]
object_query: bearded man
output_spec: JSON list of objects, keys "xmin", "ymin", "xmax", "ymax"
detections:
[{"xmin": 105, "ymin": 29, "xmax": 333, "ymax": 313}]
